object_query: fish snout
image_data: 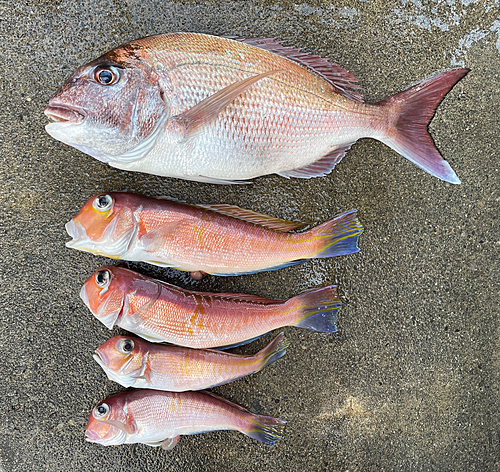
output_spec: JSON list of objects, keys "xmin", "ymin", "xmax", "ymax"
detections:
[
  {"xmin": 65, "ymin": 219, "xmax": 87, "ymax": 248},
  {"xmin": 93, "ymin": 350, "xmax": 110, "ymax": 369},
  {"xmin": 79, "ymin": 283, "xmax": 91, "ymax": 310},
  {"xmin": 85, "ymin": 429, "xmax": 100, "ymax": 442},
  {"xmin": 44, "ymin": 100, "xmax": 86, "ymax": 124}
]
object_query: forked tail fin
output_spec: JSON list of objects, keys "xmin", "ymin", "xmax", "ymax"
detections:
[
  {"xmin": 291, "ymin": 284, "xmax": 341, "ymax": 332},
  {"xmin": 256, "ymin": 333, "xmax": 290, "ymax": 370},
  {"xmin": 244, "ymin": 414, "xmax": 287, "ymax": 446},
  {"xmin": 307, "ymin": 209, "xmax": 363, "ymax": 259},
  {"xmin": 377, "ymin": 68, "xmax": 469, "ymax": 184}
]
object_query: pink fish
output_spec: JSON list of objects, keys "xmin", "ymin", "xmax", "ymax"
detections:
[
  {"xmin": 85, "ymin": 389, "xmax": 286, "ymax": 448},
  {"xmin": 81, "ymin": 266, "xmax": 341, "ymax": 348},
  {"xmin": 94, "ymin": 334, "xmax": 289, "ymax": 391},
  {"xmin": 45, "ymin": 33, "xmax": 467, "ymax": 184},
  {"xmin": 66, "ymin": 192, "xmax": 362, "ymax": 276}
]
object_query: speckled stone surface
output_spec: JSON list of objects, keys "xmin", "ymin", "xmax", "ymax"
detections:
[{"xmin": 0, "ymin": 1, "xmax": 498, "ymax": 471}]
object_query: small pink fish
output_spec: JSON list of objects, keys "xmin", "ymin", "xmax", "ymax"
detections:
[
  {"xmin": 85, "ymin": 389, "xmax": 286, "ymax": 448},
  {"xmin": 81, "ymin": 266, "xmax": 341, "ymax": 348},
  {"xmin": 94, "ymin": 334, "xmax": 289, "ymax": 391},
  {"xmin": 66, "ymin": 192, "xmax": 363, "ymax": 276}
]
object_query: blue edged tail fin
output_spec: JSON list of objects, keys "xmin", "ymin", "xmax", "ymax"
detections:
[
  {"xmin": 244, "ymin": 415, "xmax": 287, "ymax": 446},
  {"xmin": 257, "ymin": 333, "xmax": 290, "ymax": 370},
  {"xmin": 292, "ymin": 285, "xmax": 340, "ymax": 333},
  {"xmin": 308, "ymin": 209, "xmax": 363, "ymax": 259}
]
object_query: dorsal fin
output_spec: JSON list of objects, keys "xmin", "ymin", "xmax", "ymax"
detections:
[
  {"xmin": 164, "ymin": 282, "xmax": 285, "ymax": 305},
  {"xmin": 200, "ymin": 390, "xmax": 253, "ymax": 414},
  {"xmin": 156, "ymin": 196, "xmax": 307, "ymax": 232},
  {"xmin": 225, "ymin": 36, "xmax": 363, "ymax": 103},
  {"xmin": 196, "ymin": 203, "xmax": 307, "ymax": 231},
  {"xmin": 198, "ymin": 291, "xmax": 284, "ymax": 305}
]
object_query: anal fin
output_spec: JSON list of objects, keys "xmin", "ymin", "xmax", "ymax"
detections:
[
  {"xmin": 278, "ymin": 143, "xmax": 354, "ymax": 179},
  {"xmin": 161, "ymin": 436, "xmax": 180, "ymax": 450}
]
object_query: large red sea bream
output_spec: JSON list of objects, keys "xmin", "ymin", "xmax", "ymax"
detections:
[{"xmin": 45, "ymin": 33, "xmax": 468, "ymax": 184}]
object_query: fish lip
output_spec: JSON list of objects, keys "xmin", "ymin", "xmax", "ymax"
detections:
[
  {"xmin": 85, "ymin": 429, "xmax": 99, "ymax": 442},
  {"xmin": 65, "ymin": 219, "xmax": 87, "ymax": 248},
  {"xmin": 93, "ymin": 351, "xmax": 110, "ymax": 371},
  {"xmin": 44, "ymin": 104, "xmax": 86, "ymax": 124}
]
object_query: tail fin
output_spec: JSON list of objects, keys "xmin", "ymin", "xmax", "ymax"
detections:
[
  {"xmin": 377, "ymin": 68, "xmax": 468, "ymax": 184},
  {"xmin": 291, "ymin": 285, "xmax": 341, "ymax": 332},
  {"xmin": 244, "ymin": 414, "xmax": 287, "ymax": 446},
  {"xmin": 256, "ymin": 333, "xmax": 290, "ymax": 370},
  {"xmin": 308, "ymin": 209, "xmax": 363, "ymax": 259}
]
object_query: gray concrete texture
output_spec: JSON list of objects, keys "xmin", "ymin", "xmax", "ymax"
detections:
[{"xmin": 0, "ymin": 0, "xmax": 498, "ymax": 470}]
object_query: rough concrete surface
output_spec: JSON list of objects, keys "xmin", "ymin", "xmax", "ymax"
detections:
[{"xmin": 0, "ymin": 1, "xmax": 498, "ymax": 471}]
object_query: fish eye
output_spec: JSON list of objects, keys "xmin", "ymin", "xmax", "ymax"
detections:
[
  {"xmin": 93, "ymin": 194, "xmax": 113, "ymax": 212},
  {"xmin": 95, "ymin": 269, "xmax": 110, "ymax": 288},
  {"xmin": 93, "ymin": 402, "xmax": 110, "ymax": 418},
  {"xmin": 118, "ymin": 338, "xmax": 134, "ymax": 354},
  {"xmin": 94, "ymin": 66, "xmax": 120, "ymax": 86}
]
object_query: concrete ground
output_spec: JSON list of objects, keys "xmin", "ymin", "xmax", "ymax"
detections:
[{"xmin": 0, "ymin": 1, "xmax": 498, "ymax": 470}]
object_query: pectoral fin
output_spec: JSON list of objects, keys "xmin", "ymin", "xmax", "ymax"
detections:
[
  {"xmin": 161, "ymin": 436, "xmax": 180, "ymax": 450},
  {"xmin": 140, "ymin": 221, "xmax": 183, "ymax": 253},
  {"xmin": 166, "ymin": 70, "xmax": 281, "ymax": 139}
]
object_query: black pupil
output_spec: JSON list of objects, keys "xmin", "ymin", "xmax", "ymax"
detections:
[
  {"xmin": 124, "ymin": 341, "xmax": 133, "ymax": 352},
  {"xmin": 97, "ymin": 271, "xmax": 107, "ymax": 285},
  {"xmin": 97, "ymin": 196, "xmax": 108, "ymax": 208},
  {"xmin": 99, "ymin": 70, "xmax": 113, "ymax": 84},
  {"xmin": 97, "ymin": 405, "xmax": 106, "ymax": 415}
]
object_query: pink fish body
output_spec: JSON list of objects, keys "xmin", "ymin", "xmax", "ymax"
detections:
[
  {"xmin": 86, "ymin": 389, "xmax": 286, "ymax": 448},
  {"xmin": 94, "ymin": 334, "xmax": 289, "ymax": 391},
  {"xmin": 81, "ymin": 266, "xmax": 341, "ymax": 348},
  {"xmin": 45, "ymin": 33, "xmax": 467, "ymax": 184},
  {"xmin": 66, "ymin": 192, "xmax": 363, "ymax": 276}
]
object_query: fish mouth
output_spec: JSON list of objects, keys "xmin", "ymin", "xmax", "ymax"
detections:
[
  {"xmin": 93, "ymin": 350, "xmax": 109, "ymax": 369},
  {"xmin": 85, "ymin": 429, "xmax": 100, "ymax": 442},
  {"xmin": 44, "ymin": 104, "xmax": 85, "ymax": 124},
  {"xmin": 65, "ymin": 219, "xmax": 89, "ymax": 249},
  {"xmin": 93, "ymin": 350, "xmax": 137, "ymax": 388}
]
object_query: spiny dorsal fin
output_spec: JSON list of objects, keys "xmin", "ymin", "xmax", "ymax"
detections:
[
  {"xmin": 200, "ymin": 390, "xmax": 253, "ymax": 414},
  {"xmin": 156, "ymin": 196, "xmax": 307, "ymax": 232},
  {"xmin": 225, "ymin": 36, "xmax": 363, "ymax": 103}
]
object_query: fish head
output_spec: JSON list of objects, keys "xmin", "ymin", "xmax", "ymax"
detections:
[
  {"xmin": 81, "ymin": 264, "xmax": 160, "ymax": 329},
  {"xmin": 80, "ymin": 265, "xmax": 132, "ymax": 329},
  {"xmin": 93, "ymin": 336, "xmax": 145, "ymax": 387},
  {"xmin": 66, "ymin": 193, "xmax": 138, "ymax": 259},
  {"xmin": 45, "ymin": 44, "xmax": 168, "ymax": 163},
  {"xmin": 85, "ymin": 393, "xmax": 132, "ymax": 446}
]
